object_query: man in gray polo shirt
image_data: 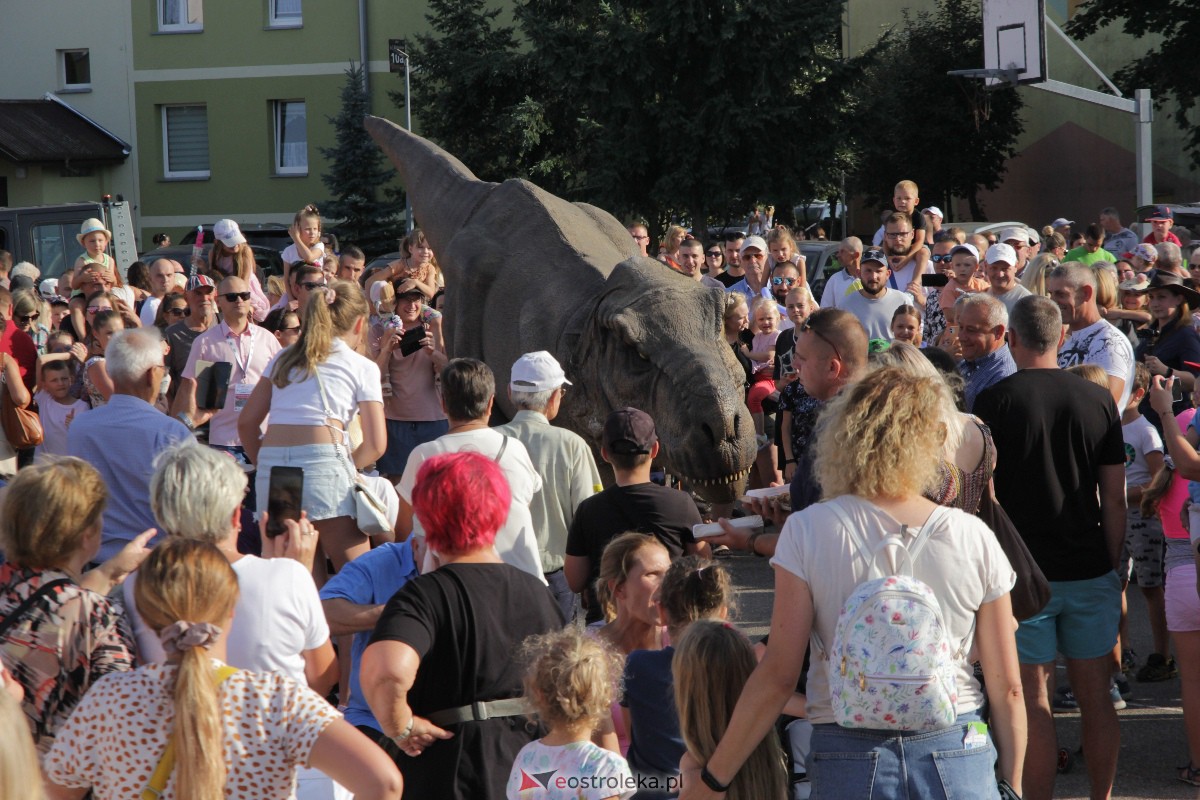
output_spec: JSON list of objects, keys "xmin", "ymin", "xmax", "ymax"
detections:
[
  {"xmin": 986, "ymin": 242, "xmax": 1032, "ymax": 315},
  {"xmin": 497, "ymin": 351, "xmax": 601, "ymax": 621}
]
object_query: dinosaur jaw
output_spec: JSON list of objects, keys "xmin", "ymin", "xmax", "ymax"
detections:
[{"xmin": 676, "ymin": 466, "xmax": 753, "ymax": 504}]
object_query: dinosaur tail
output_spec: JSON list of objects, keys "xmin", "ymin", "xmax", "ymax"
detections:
[{"xmin": 364, "ymin": 115, "xmax": 495, "ymax": 240}]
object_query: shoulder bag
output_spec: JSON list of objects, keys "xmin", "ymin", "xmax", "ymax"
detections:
[
  {"xmin": 313, "ymin": 366, "xmax": 394, "ymax": 537},
  {"xmin": 1, "ymin": 379, "xmax": 42, "ymax": 450},
  {"xmin": 0, "ymin": 578, "xmax": 71, "ymax": 640},
  {"xmin": 976, "ymin": 482, "xmax": 1052, "ymax": 621}
]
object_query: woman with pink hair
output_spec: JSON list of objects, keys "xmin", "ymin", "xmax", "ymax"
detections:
[{"xmin": 360, "ymin": 452, "xmax": 564, "ymax": 800}]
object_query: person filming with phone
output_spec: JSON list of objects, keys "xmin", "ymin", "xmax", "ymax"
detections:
[{"xmin": 369, "ymin": 279, "xmax": 448, "ymax": 482}]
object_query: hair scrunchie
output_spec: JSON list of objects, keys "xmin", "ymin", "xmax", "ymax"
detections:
[
  {"xmin": 325, "ymin": 285, "xmax": 337, "ymax": 305},
  {"xmin": 159, "ymin": 620, "xmax": 223, "ymax": 655}
]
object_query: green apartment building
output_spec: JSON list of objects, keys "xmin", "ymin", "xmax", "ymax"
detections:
[{"xmin": 132, "ymin": 0, "xmax": 427, "ymax": 245}]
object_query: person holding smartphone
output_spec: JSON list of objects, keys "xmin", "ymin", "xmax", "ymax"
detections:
[{"xmin": 369, "ymin": 281, "xmax": 448, "ymax": 482}]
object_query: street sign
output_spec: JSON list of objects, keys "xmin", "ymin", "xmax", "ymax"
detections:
[{"xmin": 388, "ymin": 39, "xmax": 407, "ymax": 74}]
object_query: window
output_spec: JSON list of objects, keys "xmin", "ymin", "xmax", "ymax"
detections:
[
  {"xmin": 32, "ymin": 223, "xmax": 85, "ymax": 280},
  {"xmin": 273, "ymin": 100, "xmax": 307, "ymax": 175},
  {"xmin": 159, "ymin": 0, "xmax": 202, "ymax": 32},
  {"xmin": 58, "ymin": 49, "xmax": 91, "ymax": 91},
  {"xmin": 269, "ymin": 0, "xmax": 302, "ymax": 27},
  {"xmin": 162, "ymin": 105, "xmax": 210, "ymax": 179}
]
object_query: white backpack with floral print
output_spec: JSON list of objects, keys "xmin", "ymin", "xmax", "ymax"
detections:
[{"xmin": 816, "ymin": 503, "xmax": 968, "ymax": 732}]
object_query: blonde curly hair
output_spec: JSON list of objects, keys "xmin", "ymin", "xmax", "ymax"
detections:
[
  {"xmin": 815, "ymin": 365, "xmax": 955, "ymax": 500},
  {"xmin": 520, "ymin": 628, "xmax": 624, "ymax": 731}
]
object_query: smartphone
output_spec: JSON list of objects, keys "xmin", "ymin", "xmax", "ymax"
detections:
[
  {"xmin": 921, "ymin": 273, "xmax": 950, "ymax": 287},
  {"xmin": 1172, "ymin": 377, "xmax": 1184, "ymax": 403},
  {"xmin": 398, "ymin": 326, "xmax": 425, "ymax": 357},
  {"xmin": 266, "ymin": 466, "xmax": 304, "ymax": 538}
]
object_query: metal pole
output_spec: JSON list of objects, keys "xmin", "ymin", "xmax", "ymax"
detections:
[
  {"xmin": 404, "ymin": 55, "xmax": 413, "ymax": 234},
  {"xmin": 1135, "ymin": 88, "xmax": 1153, "ymax": 210}
]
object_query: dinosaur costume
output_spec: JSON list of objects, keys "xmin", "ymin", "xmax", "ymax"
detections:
[{"xmin": 365, "ymin": 116, "xmax": 755, "ymax": 502}]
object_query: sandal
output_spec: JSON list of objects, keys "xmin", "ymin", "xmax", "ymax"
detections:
[{"xmin": 1178, "ymin": 762, "xmax": 1200, "ymax": 787}]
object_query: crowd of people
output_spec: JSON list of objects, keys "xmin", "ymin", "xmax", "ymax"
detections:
[{"xmin": 0, "ymin": 187, "xmax": 1198, "ymax": 800}]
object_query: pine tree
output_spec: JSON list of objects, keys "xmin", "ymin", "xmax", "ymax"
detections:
[{"xmin": 320, "ymin": 62, "xmax": 404, "ymax": 257}]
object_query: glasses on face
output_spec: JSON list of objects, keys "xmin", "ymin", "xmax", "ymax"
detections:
[
  {"xmin": 299, "ymin": 281, "xmax": 327, "ymax": 291},
  {"xmin": 706, "ymin": 251, "xmax": 722, "ymax": 258},
  {"xmin": 281, "ymin": 325, "xmax": 301, "ymax": 333},
  {"xmin": 930, "ymin": 254, "xmax": 954, "ymax": 263},
  {"xmin": 632, "ymin": 234, "xmax": 649, "ymax": 241},
  {"xmin": 799, "ymin": 315, "xmax": 843, "ymax": 362},
  {"xmin": 86, "ymin": 305, "xmax": 111, "ymax": 315},
  {"xmin": 17, "ymin": 313, "xmax": 38, "ymax": 324},
  {"xmin": 885, "ymin": 230, "xmax": 913, "ymax": 238},
  {"xmin": 771, "ymin": 276, "xmax": 798, "ymax": 286},
  {"xmin": 221, "ymin": 292, "xmax": 252, "ymax": 302},
  {"xmin": 166, "ymin": 306, "xmax": 187, "ymax": 317}
]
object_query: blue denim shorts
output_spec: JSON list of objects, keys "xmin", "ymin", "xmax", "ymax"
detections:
[
  {"xmin": 1016, "ymin": 570, "xmax": 1121, "ymax": 663},
  {"xmin": 377, "ymin": 419, "xmax": 449, "ymax": 474},
  {"xmin": 254, "ymin": 444, "xmax": 355, "ymax": 522},
  {"xmin": 809, "ymin": 711, "xmax": 998, "ymax": 799}
]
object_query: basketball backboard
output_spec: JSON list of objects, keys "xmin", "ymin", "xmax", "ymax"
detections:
[{"xmin": 982, "ymin": 0, "xmax": 1046, "ymax": 87}]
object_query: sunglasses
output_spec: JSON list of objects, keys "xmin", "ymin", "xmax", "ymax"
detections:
[
  {"xmin": 771, "ymin": 276, "xmax": 798, "ymax": 286},
  {"xmin": 16, "ymin": 313, "xmax": 38, "ymax": 323},
  {"xmin": 280, "ymin": 325, "xmax": 302, "ymax": 333},
  {"xmin": 706, "ymin": 251, "xmax": 722, "ymax": 258},
  {"xmin": 221, "ymin": 292, "xmax": 252, "ymax": 302},
  {"xmin": 931, "ymin": 254, "xmax": 954, "ymax": 263},
  {"xmin": 299, "ymin": 281, "xmax": 327, "ymax": 291},
  {"xmin": 166, "ymin": 307, "xmax": 187, "ymax": 316},
  {"xmin": 799, "ymin": 315, "xmax": 843, "ymax": 362},
  {"xmin": 86, "ymin": 305, "xmax": 111, "ymax": 314}
]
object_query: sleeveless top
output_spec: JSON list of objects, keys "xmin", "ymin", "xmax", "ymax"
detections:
[
  {"xmin": 928, "ymin": 417, "xmax": 993, "ymax": 513},
  {"xmin": 82, "ymin": 356, "xmax": 107, "ymax": 408}
]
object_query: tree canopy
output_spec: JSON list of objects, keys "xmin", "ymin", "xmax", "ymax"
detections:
[
  {"xmin": 320, "ymin": 63, "xmax": 404, "ymax": 255},
  {"xmin": 1066, "ymin": 0, "xmax": 1200, "ymax": 171},
  {"xmin": 848, "ymin": 0, "xmax": 1024, "ymax": 220}
]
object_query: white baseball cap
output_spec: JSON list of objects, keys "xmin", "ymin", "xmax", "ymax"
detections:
[
  {"xmin": 739, "ymin": 235, "xmax": 767, "ymax": 255},
  {"xmin": 511, "ymin": 351, "xmax": 572, "ymax": 392},
  {"xmin": 213, "ymin": 219, "xmax": 247, "ymax": 248},
  {"xmin": 922, "ymin": 206, "xmax": 944, "ymax": 219},
  {"xmin": 985, "ymin": 243, "xmax": 1017, "ymax": 265},
  {"xmin": 948, "ymin": 243, "xmax": 979, "ymax": 260}
]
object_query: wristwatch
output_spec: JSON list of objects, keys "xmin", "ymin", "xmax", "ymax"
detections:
[
  {"xmin": 747, "ymin": 530, "xmax": 767, "ymax": 557},
  {"xmin": 700, "ymin": 765, "xmax": 731, "ymax": 793},
  {"xmin": 175, "ymin": 412, "xmax": 195, "ymax": 431}
]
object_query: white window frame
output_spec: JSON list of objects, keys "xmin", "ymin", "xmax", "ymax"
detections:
[
  {"xmin": 58, "ymin": 49, "xmax": 91, "ymax": 92},
  {"xmin": 273, "ymin": 100, "xmax": 308, "ymax": 176},
  {"xmin": 158, "ymin": 0, "xmax": 203, "ymax": 33},
  {"xmin": 268, "ymin": 0, "xmax": 302, "ymax": 28},
  {"xmin": 161, "ymin": 104, "xmax": 210, "ymax": 180}
]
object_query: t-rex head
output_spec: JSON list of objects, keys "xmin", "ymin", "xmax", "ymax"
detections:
[{"xmin": 563, "ymin": 258, "xmax": 755, "ymax": 503}]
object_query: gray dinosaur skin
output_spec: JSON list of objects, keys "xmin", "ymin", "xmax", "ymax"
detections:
[{"xmin": 364, "ymin": 116, "xmax": 755, "ymax": 502}]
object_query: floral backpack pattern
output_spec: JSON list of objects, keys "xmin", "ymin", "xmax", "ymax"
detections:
[{"xmin": 817, "ymin": 502, "xmax": 968, "ymax": 732}]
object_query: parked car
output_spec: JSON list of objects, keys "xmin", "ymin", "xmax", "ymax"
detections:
[
  {"xmin": 797, "ymin": 241, "xmax": 842, "ymax": 303},
  {"xmin": 141, "ymin": 244, "xmax": 285, "ymax": 288}
]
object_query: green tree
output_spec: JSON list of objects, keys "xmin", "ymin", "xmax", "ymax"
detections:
[
  {"xmin": 319, "ymin": 63, "xmax": 404, "ymax": 255},
  {"xmin": 515, "ymin": 0, "xmax": 870, "ymax": 244},
  {"xmin": 1066, "ymin": 0, "xmax": 1200, "ymax": 170},
  {"xmin": 398, "ymin": 0, "xmax": 538, "ymax": 184},
  {"xmin": 849, "ymin": 0, "xmax": 1024, "ymax": 220}
]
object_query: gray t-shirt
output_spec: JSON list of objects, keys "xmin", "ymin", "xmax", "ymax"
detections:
[
  {"xmin": 989, "ymin": 284, "xmax": 1032, "ymax": 315},
  {"xmin": 1103, "ymin": 227, "xmax": 1139, "ymax": 257},
  {"xmin": 839, "ymin": 288, "xmax": 913, "ymax": 340}
]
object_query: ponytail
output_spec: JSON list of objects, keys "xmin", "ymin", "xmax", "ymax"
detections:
[
  {"xmin": 270, "ymin": 279, "xmax": 368, "ymax": 388},
  {"xmin": 1141, "ymin": 457, "xmax": 1176, "ymax": 518},
  {"xmin": 173, "ymin": 643, "xmax": 225, "ymax": 800}
]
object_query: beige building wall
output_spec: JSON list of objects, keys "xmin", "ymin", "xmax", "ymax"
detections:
[{"xmin": 0, "ymin": 0, "xmax": 140, "ymax": 210}]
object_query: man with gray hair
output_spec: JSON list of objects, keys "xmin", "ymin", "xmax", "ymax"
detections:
[
  {"xmin": 497, "ymin": 351, "xmax": 601, "ymax": 620},
  {"xmin": 1049, "ymin": 261, "xmax": 1135, "ymax": 409},
  {"xmin": 955, "ymin": 292, "xmax": 1015, "ymax": 411},
  {"xmin": 819, "ymin": 236, "xmax": 863, "ymax": 308},
  {"xmin": 68, "ymin": 327, "xmax": 192, "ymax": 563},
  {"xmin": 975, "ymin": 294, "xmax": 1126, "ymax": 800},
  {"xmin": 1155, "ymin": 241, "xmax": 1185, "ymax": 277}
]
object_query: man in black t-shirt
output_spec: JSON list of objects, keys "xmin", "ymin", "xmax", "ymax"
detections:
[
  {"xmin": 564, "ymin": 407, "xmax": 708, "ymax": 622},
  {"xmin": 975, "ymin": 295, "xmax": 1126, "ymax": 800}
]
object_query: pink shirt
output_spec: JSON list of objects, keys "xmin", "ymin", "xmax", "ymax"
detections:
[{"xmin": 182, "ymin": 321, "xmax": 281, "ymax": 446}]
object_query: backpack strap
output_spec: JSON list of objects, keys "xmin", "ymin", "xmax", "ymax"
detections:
[
  {"xmin": 0, "ymin": 578, "xmax": 71, "ymax": 640},
  {"xmin": 905, "ymin": 506, "xmax": 976, "ymax": 661},
  {"xmin": 140, "ymin": 665, "xmax": 240, "ymax": 800}
]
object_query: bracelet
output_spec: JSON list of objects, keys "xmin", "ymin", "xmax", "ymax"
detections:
[
  {"xmin": 391, "ymin": 716, "xmax": 415, "ymax": 743},
  {"xmin": 747, "ymin": 530, "xmax": 767, "ymax": 557},
  {"xmin": 700, "ymin": 765, "xmax": 731, "ymax": 793},
  {"xmin": 1168, "ymin": 367, "xmax": 1175, "ymax": 379}
]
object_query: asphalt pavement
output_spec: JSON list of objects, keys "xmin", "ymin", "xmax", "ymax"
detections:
[{"xmin": 719, "ymin": 545, "xmax": 1199, "ymax": 799}]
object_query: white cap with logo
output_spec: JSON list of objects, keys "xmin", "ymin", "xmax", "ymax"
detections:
[{"xmin": 511, "ymin": 351, "xmax": 572, "ymax": 392}]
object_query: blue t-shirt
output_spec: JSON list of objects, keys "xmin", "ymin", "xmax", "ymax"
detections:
[
  {"xmin": 621, "ymin": 646, "xmax": 684, "ymax": 783},
  {"xmin": 319, "ymin": 541, "xmax": 418, "ymax": 730}
]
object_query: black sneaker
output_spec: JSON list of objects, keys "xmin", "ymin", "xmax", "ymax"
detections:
[
  {"xmin": 1136, "ymin": 653, "xmax": 1179, "ymax": 682},
  {"xmin": 1121, "ymin": 648, "xmax": 1138, "ymax": 676}
]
